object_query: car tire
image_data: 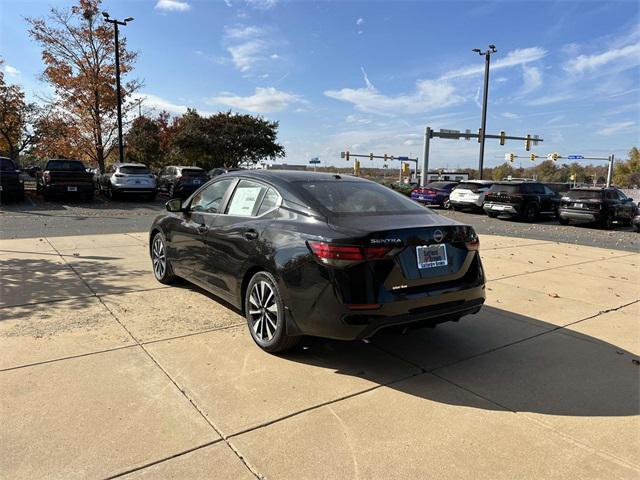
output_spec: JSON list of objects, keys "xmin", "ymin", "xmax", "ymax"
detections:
[
  {"xmin": 601, "ymin": 212, "xmax": 614, "ymax": 230},
  {"xmin": 558, "ymin": 217, "xmax": 570, "ymax": 225},
  {"xmin": 486, "ymin": 211, "xmax": 499, "ymax": 218},
  {"xmin": 443, "ymin": 199, "xmax": 451, "ymax": 209},
  {"xmin": 43, "ymin": 189, "xmax": 51, "ymax": 201},
  {"xmin": 151, "ymin": 231, "xmax": 177, "ymax": 284},
  {"xmin": 147, "ymin": 192, "xmax": 157, "ymax": 202},
  {"xmin": 524, "ymin": 203, "xmax": 539, "ymax": 222},
  {"xmin": 245, "ymin": 271, "xmax": 300, "ymax": 353}
]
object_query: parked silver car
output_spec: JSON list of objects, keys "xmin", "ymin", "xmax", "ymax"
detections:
[{"xmin": 98, "ymin": 163, "xmax": 157, "ymax": 200}]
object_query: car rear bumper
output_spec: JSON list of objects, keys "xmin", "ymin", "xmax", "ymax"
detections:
[
  {"xmin": 284, "ymin": 254, "xmax": 486, "ymax": 340},
  {"xmin": 44, "ymin": 184, "xmax": 94, "ymax": 194},
  {"xmin": 450, "ymin": 198, "xmax": 482, "ymax": 208},
  {"xmin": 113, "ymin": 186, "xmax": 157, "ymax": 194},
  {"xmin": 483, "ymin": 202, "xmax": 520, "ymax": 215},
  {"xmin": 558, "ymin": 209, "xmax": 600, "ymax": 222},
  {"xmin": 411, "ymin": 195, "xmax": 444, "ymax": 206},
  {"xmin": 0, "ymin": 183, "xmax": 24, "ymax": 194}
]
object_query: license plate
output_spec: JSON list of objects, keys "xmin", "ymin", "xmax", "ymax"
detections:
[
  {"xmin": 418, "ymin": 196, "xmax": 425, "ymax": 200},
  {"xmin": 416, "ymin": 244, "xmax": 448, "ymax": 269},
  {"xmin": 67, "ymin": 186, "xmax": 78, "ymax": 192},
  {"xmin": 492, "ymin": 204, "xmax": 506, "ymax": 211},
  {"xmin": 573, "ymin": 203, "xmax": 583, "ymax": 208}
]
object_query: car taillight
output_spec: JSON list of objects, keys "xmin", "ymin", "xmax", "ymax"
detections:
[
  {"xmin": 465, "ymin": 230, "xmax": 480, "ymax": 251},
  {"xmin": 308, "ymin": 242, "xmax": 394, "ymax": 266}
]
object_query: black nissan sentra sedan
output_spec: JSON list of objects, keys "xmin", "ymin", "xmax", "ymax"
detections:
[{"xmin": 149, "ymin": 171, "xmax": 485, "ymax": 352}]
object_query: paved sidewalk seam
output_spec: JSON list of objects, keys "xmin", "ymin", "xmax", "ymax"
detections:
[{"xmin": 485, "ymin": 251, "xmax": 639, "ymax": 283}]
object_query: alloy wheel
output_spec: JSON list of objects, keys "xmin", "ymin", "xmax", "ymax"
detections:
[
  {"xmin": 248, "ymin": 281, "xmax": 279, "ymax": 341},
  {"xmin": 152, "ymin": 235, "xmax": 167, "ymax": 279}
]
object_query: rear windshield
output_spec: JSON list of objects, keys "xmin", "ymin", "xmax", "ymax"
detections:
[
  {"xmin": 296, "ymin": 180, "xmax": 428, "ymax": 215},
  {"xmin": 456, "ymin": 182, "xmax": 490, "ymax": 192},
  {"xmin": 46, "ymin": 160, "xmax": 86, "ymax": 171},
  {"xmin": 181, "ymin": 168, "xmax": 207, "ymax": 177},
  {"xmin": 427, "ymin": 182, "xmax": 456, "ymax": 190},
  {"xmin": 0, "ymin": 158, "xmax": 16, "ymax": 171},
  {"xmin": 119, "ymin": 166, "xmax": 150, "ymax": 175},
  {"xmin": 489, "ymin": 184, "xmax": 520, "ymax": 193},
  {"xmin": 566, "ymin": 190, "xmax": 603, "ymax": 200}
]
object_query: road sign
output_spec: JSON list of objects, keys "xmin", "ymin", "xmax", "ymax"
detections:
[
  {"xmin": 397, "ymin": 156, "xmax": 409, "ymax": 160},
  {"xmin": 567, "ymin": 155, "xmax": 584, "ymax": 160},
  {"xmin": 309, "ymin": 158, "xmax": 320, "ymax": 164}
]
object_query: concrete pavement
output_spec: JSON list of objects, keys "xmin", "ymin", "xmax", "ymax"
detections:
[{"xmin": 0, "ymin": 232, "xmax": 638, "ymax": 479}]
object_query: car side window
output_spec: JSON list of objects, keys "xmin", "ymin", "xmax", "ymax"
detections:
[
  {"xmin": 617, "ymin": 190, "xmax": 627, "ymax": 200},
  {"xmin": 606, "ymin": 190, "xmax": 617, "ymax": 200},
  {"xmin": 257, "ymin": 188, "xmax": 281, "ymax": 215},
  {"xmin": 190, "ymin": 178, "xmax": 234, "ymax": 213},
  {"xmin": 226, "ymin": 180, "xmax": 269, "ymax": 217},
  {"xmin": 543, "ymin": 186, "xmax": 555, "ymax": 195}
]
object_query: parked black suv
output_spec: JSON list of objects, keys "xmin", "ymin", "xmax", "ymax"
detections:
[
  {"xmin": 483, "ymin": 181, "xmax": 560, "ymax": 221},
  {"xmin": 157, "ymin": 166, "xmax": 208, "ymax": 199},
  {"xmin": 558, "ymin": 188, "xmax": 638, "ymax": 229},
  {"xmin": 0, "ymin": 157, "xmax": 25, "ymax": 201}
]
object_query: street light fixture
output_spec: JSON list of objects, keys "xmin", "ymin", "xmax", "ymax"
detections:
[
  {"xmin": 102, "ymin": 11, "xmax": 134, "ymax": 164},
  {"xmin": 472, "ymin": 44, "xmax": 497, "ymax": 179}
]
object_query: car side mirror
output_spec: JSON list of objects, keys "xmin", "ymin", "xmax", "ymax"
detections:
[
  {"xmin": 627, "ymin": 198, "xmax": 633, "ymax": 202},
  {"xmin": 166, "ymin": 198, "xmax": 183, "ymax": 212}
]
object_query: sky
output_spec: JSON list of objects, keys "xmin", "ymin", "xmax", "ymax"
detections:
[{"xmin": 1, "ymin": 0, "xmax": 639, "ymax": 169}]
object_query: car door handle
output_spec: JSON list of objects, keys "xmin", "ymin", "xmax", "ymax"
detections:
[
  {"xmin": 197, "ymin": 225, "xmax": 209, "ymax": 234},
  {"xmin": 244, "ymin": 229, "xmax": 259, "ymax": 240}
]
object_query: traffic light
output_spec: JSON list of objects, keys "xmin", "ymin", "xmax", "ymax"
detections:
[
  {"xmin": 508, "ymin": 153, "xmax": 515, "ymax": 162},
  {"xmin": 383, "ymin": 154, "xmax": 388, "ymax": 162},
  {"xmin": 570, "ymin": 173, "xmax": 576, "ymax": 181},
  {"xmin": 499, "ymin": 130, "xmax": 505, "ymax": 146},
  {"xmin": 342, "ymin": 151, "xmax": 350, "ymax": 161},
  {"xmin": 530, "ymin": 153, "xmax": 536, "ymax": 162},
  {"xmin": 369, "ymin": 152, "xmax": 374, "ymax": 161},
  {"xmin": 551, "ymin": 152, "xmax": 559, "ymax": 161},
  {"xmin": 477, "ymin": 128, "xmax": 483, "ymax": 143},
  {"xmin": 525, "ymin": 134, "xmax": 532, "ymax": 151}
]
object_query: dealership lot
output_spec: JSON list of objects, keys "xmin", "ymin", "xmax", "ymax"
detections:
[{"xmin": 0, "ymin": 231, "xmax": 638, "ymax": 479}]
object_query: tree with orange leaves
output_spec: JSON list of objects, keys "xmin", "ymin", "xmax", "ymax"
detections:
[{"xmin": 27, "ymin": 0, "xmax": 140, "ymax": 172}]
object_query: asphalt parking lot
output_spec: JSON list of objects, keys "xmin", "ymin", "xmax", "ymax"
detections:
[
  {"xmin": 1, "ymin": 231, "xmax": 638, "ymax": 479},
  {"xmin": 2, "ymin": 190, "xmax": 639, "ymax": 252}
]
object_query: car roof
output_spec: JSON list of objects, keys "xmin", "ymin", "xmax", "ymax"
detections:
[
  {"xmin": 114, "ymin": 162, "xmax": 147, "ymax": 168},
  {"xmin": 570, "ymin": 187, "xmax": 611, "ymax": 191},
  {"xmin": 459, "ymin": 180, "xmax": 493, "ymax": 184},
  {"xmin": 222, "ymin": 169, "xmax": 371, "ymax": 184},
  {"xmin": 172, "ymin": 165, "xmax": 204, "ymax": 170}
]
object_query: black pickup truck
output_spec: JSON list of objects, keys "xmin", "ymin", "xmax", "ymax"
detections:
[
  {"xmin": 37, "ymin": 159, "xmax": 94, "ymax": 201},
  {"xmin": 0, "ymin": 157, "xmax": 25, "ymax": 201}
]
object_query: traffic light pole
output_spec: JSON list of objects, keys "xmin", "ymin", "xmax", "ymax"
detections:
[
  {"xmin": 478, "ymin": 51, "xmax": 491, "ymax": 180},
  {"xmin": 420, "ymin": 127, "xmax": 431, "ymax": 187}
]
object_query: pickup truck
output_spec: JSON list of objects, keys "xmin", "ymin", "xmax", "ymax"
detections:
[
  {"xmin": 37, "ymin": 159, "xmax": 95, "ymax": 201},
  {"xmin": 0, "ymin": 157, "xmax": 25, "ymax": 201}
]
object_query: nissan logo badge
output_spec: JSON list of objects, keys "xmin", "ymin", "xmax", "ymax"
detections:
[{"xmin": 433, "ymin": 230, "xmax": 444, "ymax": 243}]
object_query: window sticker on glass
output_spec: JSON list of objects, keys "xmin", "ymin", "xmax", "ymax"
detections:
[{"xmin": 228, "ymin": 186, "xmax": 263, "ymax": 216}]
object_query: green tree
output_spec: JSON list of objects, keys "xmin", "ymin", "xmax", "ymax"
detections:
[
  {"xmin": 125, "ymin": 115, "xmax": 163, "ymax": 169},
  {"xmin": 613, "ymin": 147, "xmax": 640, "ymax": 187},
  {"xmin": 491, "ymin": 162, "xmax": 514, "ymax": 181},
  {"xmin": 169, "ymin": 110, "xmax": 284, "ymax": 170}
]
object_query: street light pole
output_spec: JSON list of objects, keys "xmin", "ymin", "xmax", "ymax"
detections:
[
  {"xmin": 102, "ymin": 12, "xmax": 134, "ymax": 164},
  {"xmin": 472, "ymin": 45, "xmax": 497, "ymax": 180}
]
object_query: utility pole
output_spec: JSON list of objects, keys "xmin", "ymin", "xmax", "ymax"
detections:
[
  {"xmin": 103, "ymin": 11, "xmax": 134, "ymax": 164},
  {"xmin": 420, "ymin": 126, "xmax": 431, "ymax": 187},
  {"xmin": 472, "ymin": 45, "xmax": 497, "ymax": 180}
]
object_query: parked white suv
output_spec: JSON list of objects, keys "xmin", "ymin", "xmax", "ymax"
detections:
[
  {"xmin": 98, "ymin": 163, "xmax": 157, "ymax": 201},
  {"xmin": 449, "ymin": 180, "xmax": 494, "ymax": 211}
]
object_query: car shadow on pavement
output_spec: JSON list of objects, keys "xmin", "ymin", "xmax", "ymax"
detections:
[
  {"xmin": 0, "ymin": 256, "xmax": 149, "ymax": 320},
  {"xmin": 276, "ymin": 306, "xmax": 639, "ymax": 418}
]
